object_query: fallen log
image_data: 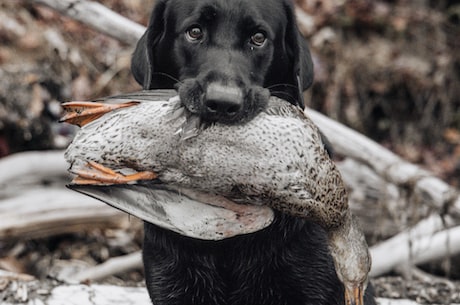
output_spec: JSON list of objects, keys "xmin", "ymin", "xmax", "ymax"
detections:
[
  {"xmin": 0, "ymin": 150, "xmax": 67, "ymax": 187},
  {"xmin": 0, "ymin": 187, "xmax": 128, "ymax": 240},
  {"xmin": 371, "ymin": 223, "xmax": 460, "ymax": 277},
  {"xmin": 0, "ymin": 150, "xmax": 132, "ymax": 239}
]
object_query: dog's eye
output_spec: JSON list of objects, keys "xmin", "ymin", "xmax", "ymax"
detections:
[
  {"xmin": 250, "ymin": 32, "xmax": 266, "ymax": 47},
  {"xmin": 186, "ymin": 26, "xmax": 204, "ymax": 42}
]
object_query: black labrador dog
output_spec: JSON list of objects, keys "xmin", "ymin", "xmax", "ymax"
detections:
[{"xmin": 131, "ymin": 0, "xmax": 375, "ymax": 304}]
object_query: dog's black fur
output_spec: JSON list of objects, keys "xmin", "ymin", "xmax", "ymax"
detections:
[{"xmin": 132, "ymin": 0, "xmax": 375, "ymax": 304}]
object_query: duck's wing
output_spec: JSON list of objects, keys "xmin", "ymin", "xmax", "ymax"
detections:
[
  {"xmin": 60, "ymin": 90, "xmax": 178, "ymax": 127},
  {"xmin": 94, "ymin": 89, "xmax": 178, "ymax": 103},
  {"xmin": 68, "ymin": 183, "xmax": 274, "ymax": 240}
]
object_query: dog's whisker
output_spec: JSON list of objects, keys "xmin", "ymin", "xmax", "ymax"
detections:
[
  {"xmin": 266, "ymin": 83, "xmax": 298, "ymax": 90},
  {"xmin": 269, "ymin": 90, "xmax": 297, "ymax": 105},
  {"xmin": 269, "ymin": 90, "xmax": 295, "ymax": 100},
  {"xmin": 152, "ymin": 72, "xmax": 183, "ymax": 84}
]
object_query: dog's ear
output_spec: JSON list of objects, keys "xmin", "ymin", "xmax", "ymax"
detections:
[
  {"xmin": 131, "ymin": 0, "xmax": 169, "ymax": 89},
  {"xmin": 283, "ymin": 2, "xmax": 314, "ymax": 109}
]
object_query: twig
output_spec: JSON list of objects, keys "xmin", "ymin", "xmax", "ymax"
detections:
[{"xmin": 66, "ymin": 251, "xmax": 142, "ymax": 283}]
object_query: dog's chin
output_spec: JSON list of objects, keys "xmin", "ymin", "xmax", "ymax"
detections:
[{"xmin": 178, "ymin": 79, "xmax": 270, "ymax": 125}]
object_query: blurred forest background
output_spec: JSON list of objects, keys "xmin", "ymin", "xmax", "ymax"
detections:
[{"xmin": 0, "ymin": 0, "xmax": 459, "ymax": 304}]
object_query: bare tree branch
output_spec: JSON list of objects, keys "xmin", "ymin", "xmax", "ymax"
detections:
[
  {"xmin": 30, "ymin": 0, "xmax": 145, "ymax": 44},
  {"xmin": 66, "ymin": 251, "xmax": 142, "ymax": 283}
]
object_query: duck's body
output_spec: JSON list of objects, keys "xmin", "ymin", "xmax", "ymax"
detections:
[
  {"xmin": 65, "ymin": 93, "xmax": 346, "ymax": 227},
  {"xmin": 62, "ymin": 90, "xmax": 371, "ymax": 305}
]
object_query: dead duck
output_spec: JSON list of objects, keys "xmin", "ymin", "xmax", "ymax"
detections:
[{"xmin": 62, "ymin": 90, "xmax": 371, "ymax": 305}]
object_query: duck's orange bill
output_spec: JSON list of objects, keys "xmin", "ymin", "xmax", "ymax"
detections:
[{"xmin": 345, "ymin": 285, "xmax": 364, "ymax": 305}]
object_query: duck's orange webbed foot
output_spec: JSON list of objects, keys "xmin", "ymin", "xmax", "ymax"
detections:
[
  {"xmin": 60, "ymin": 101, "xmax": 140, "ymax": 127},
  {"xmin": 71, "ymin": 161, "xmax": 157, "ymax": 185}
]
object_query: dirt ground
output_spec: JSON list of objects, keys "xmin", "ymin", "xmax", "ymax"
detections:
[{"xmin": 1, "ymin": 0, "xmax": 460, "ymax": 304}]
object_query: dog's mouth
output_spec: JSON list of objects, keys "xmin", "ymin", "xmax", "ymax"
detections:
[
  {"xmin": 68, "ymin": 183, "xmax": 274, "ymax": 240},
  {"xmin": 178, "ymin": 79, "xmax": 270, "ymax": 125}
]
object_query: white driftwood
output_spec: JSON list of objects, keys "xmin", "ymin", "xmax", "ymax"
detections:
[
  {"xmin": 371, "ymin": 224, "xmax": 460, "ymax": 276},
  {"xmin": 30, "ymin": 0, "xmax": 145, "ymax": 45},
  {"xmin": 2, "ymin": 284, "xmax": 151, "ymax": 305},
  {"xmin": 67, "ymin": 251, "xmax": 142, "ymax": 284},
  {"xmin": 0, "ymin": 150, "xmax": 67, "ymax": 186},
  {"xmin": 0, "ymin": 187, "xmax": 128, "ymax": 239},
  {"xmin": 306, "ymin": 108, "xmax": 460, "ymax": 215},
  {"xmin": 0, "ymin": 151, "xmax": 130, "ymax": 239}
]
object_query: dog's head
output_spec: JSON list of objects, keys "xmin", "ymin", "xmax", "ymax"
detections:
[{"xmin": 132, "ymin": 0, "xmax": 313, "ymax": 124}]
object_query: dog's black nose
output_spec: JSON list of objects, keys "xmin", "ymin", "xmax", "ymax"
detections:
[{"xmin": 204, "ymin": 83, "xmax": 243, "ymax": 120}]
